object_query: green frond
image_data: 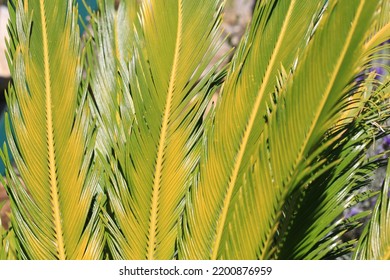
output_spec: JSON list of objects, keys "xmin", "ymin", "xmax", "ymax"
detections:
[
  {"xmin": 354, "ymin": 156, "xmax": 390, "ymax": 260},
  {"xmin": 0, "ymin": 223, "xmax": 16, "ymax": 260},
  {"xmin": 86, "ymin": 0, "xmax": 140, "ymax": 261},
  {"xmin": 256, "ymin": 0, "xmax": 384, "ymax": 260},
  {"xmin": 364, "ymin": 0, "xmax": 390, "ymax": 53},
  {"xmin": 2, "ymin": 0, "xmax": 390, "ymax": 261},
  {"xmin": 2, "ymin": 0, "xmax": 103, "ymax": 259},
  {"xmin": 182, "ymin": 0, "xmax": 389, "ymax": 260},
  {"xmin": 260, "ymin": 0, "xmax": 390, "ymax": 260},
  {"xmin": 104, "ymin": 0, "xmax": 224, "ymax": 260},
  {"xmin": 276, "ymin": 113, "xmax": 389, "ymax": 259},
  {"xmin": 88, "ymin": 0, "xmax": 138, "ymax": 158},
  {"xmin": 274, "ymin": 58, "xmax": 390, "ymax": 258},
  {"xmin": 181, "ymin": 0, "xmax": 327, "ymax": 260}
]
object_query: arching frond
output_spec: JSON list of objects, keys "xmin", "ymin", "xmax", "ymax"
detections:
[
  {"xmin": 1, "ymin": 0, "xmax": 390, "ymax": 261},
  {"xmin": 181, "ymin": 0, "xmax": 389, "ymax": 260},
  {"xmin": 354, "ymin": 157, "xmax": 390, "ymax": 260},
  {"xmin": 181, "ymin": 0, "xmax": 328, "ymax": 259},
  {"xmin": 1, "ymin": 0, "xmax": 103, "ymax": 259},
  {"xmin": 364, "ymin": 0, "xmax": 390, "ymax": 53},
  {"xmin": 104, "ymin": 0, "xmax": 224, "ymax": 260},
  {"xmin": 276, "ymin": 78, "xmax": 390, "ymax": 259}
]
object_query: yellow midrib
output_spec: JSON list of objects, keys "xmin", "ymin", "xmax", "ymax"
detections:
[
  {"xmin": 147, "ymin": 0, "xmax": 183, "ymax": 260},
  {"xmin": 211, "ymin": 0, "xmax": 297, "ymax": 260},
  {"xmin": 39, "ymin": 0, "xmax": 66, "ymax": 260},
  {"xmin": 364, "ymin": 22, "xmax": 390, "ymax": 51},
  {"xmin": 288, "ymin": 1, "xmax": 365, "ymax": 186}
]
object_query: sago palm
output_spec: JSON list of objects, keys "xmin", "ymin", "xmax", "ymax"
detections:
[{"xmin": 0, "ymin": 0, "xmax": 390, "ymax": 260}]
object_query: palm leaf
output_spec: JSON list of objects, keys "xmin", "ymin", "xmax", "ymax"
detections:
[
  {"xmin": 1, "ymin": 0, "xmax": 103, "ymax": 259},
  {"xmin": 252, "ymin": 0, "xmax": 384, "ymax": 260},
  {"xmin": 252, "ymin": 0, "xmax": 389, "ymax": 260},
  {"xmin": 354, "ymin": 154, "xmax": 390, "ymax": 260},
  {"xmin": 88, "ymin": 0, "xmax": 138, "ymax": 159},
  {"xmin": 275, "ymin": 79, "xmax": 390, "ymax": 259},
  {"xmin": 181, "ymin": 0, "xmax": 327, "ymax": 259},
  {"xmin": 182, "ymin": 0, "xmax": 390, "ymax": 260},
  {"xmin": 1, "ymin": 0, "xmax": 390, "ymax": 261},
  {"xmin": 86, "ymin": 0, "xmax": 140, "ymax": 259},
  {"xmin": 0, "ymin": 221, "xmax": 16, "ymax": 260},
  {"xmin": 364, "ymin": 0, "xmax": 390, "ymax": 54},
  {"xmin": 104, "ymin": 0, "xmax": 224, "ymax": 259}
]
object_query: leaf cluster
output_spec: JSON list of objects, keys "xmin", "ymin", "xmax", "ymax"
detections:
[{"xmin": 0, "ymin": 0, "xmax": 390, "ymax": 260}]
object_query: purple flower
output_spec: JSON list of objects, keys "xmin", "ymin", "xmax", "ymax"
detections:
[
  {"xmin": 373, "ymin": 66, "xmax": 386, "ymax": 78},
  {"xmin": 383, "ymin": 135, "xmax": 390, "ymax": 150},
  {"xmin": 344, "ymin": 207, "xmax": 361, "ymax": 219}
]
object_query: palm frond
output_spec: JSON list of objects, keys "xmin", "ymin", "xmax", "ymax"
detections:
[
  {"xmin": 254, "ymin": 0, "xmax": 384, "ymax": 260},
  {"xmin": 1, "ymin": 0, "xmax": 390, "ymax": 261},
  {"xmin": 1, "ymin": 0, "xmax": 103, "ymax": 259},
  {"xmin": 258, "ymin": 0, "xmax": 390, "ymax": 260},
  {"xmin": 104, "ymin": 0, "xmax": 224, "ymax": 259},
  {"xmin": 88, "ymin": 0, "xmax": 138, "ymax": 159},
  {"xmin": 0, "ymin": 222, "xmax": 16, "ymax": 260},
  {"xmin": 182, "ymin": 0, "xmax": 390, "ymax": 260},
  {"xmin": 181, "ymin": 0, "xmax": 327, "ymax": 259},
  {"xmin": 364, "ymin": 0, "xmax": 390, "ymax": 53},
  {"xmin": 275, "ymin": 78, "xmax": 390, "ymax": 259},
  {"xmin": 354, "ymin": 154, "xmax": 390, "ymax": 260}
]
